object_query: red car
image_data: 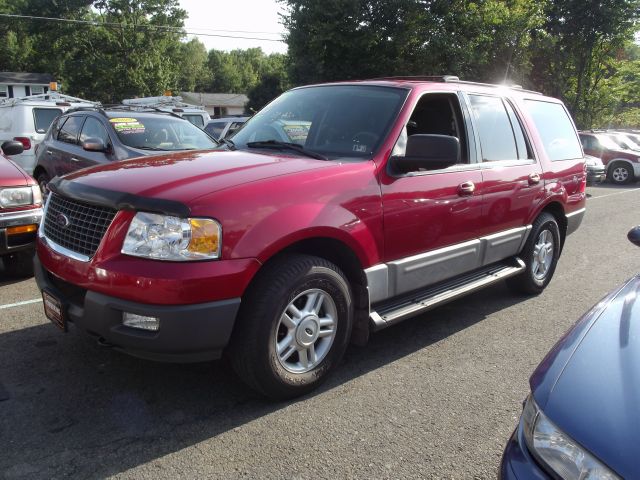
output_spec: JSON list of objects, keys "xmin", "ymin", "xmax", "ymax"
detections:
[
  {"xmin": 579, "ymin": 130, "xmax": 640, "ymax": 184},
  {"xmin": 0, "ymin": 140, "xmax": 43, "ymax": 276},
  {"xmin": 34, "ymin": 77, "xmax": 586, "ymax": 398}
]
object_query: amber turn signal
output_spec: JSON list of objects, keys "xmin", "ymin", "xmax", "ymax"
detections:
[{"xmin": 7, "ymin": 224, "xmax": 38, "ymax": 235}]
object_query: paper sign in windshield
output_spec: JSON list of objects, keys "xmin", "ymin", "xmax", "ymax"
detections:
[
  {"xmin": 110, "ymin": 118, "xmax": 145, "ymax": 134},
  {"xmin": 282, "ymin": 124, "xmax": 310, "ymax": 142}
]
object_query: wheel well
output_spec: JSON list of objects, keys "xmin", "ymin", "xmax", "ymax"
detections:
[
  {"xmin": 259, "ymin": 237, "xmax": 371, "ymax": 343},
  {"xmin": 32, "ymin": 165, "xmax": 47, "ymax": 180},
  {"xmin": 540, "ymin": 202, "xmax": 567, "ymax": 250},
  {"xmin": 606, "ymin": 159, "xmax": 634, "ymax": 174}
]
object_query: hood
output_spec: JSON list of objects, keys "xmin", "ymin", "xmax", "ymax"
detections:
[
  {"xmin": 0, "ymin": 154, "xmax": 30, "ymax": 186},
  {"xmin": 532, "ymin": 275, "xmax": 640, "ymax": 478},
  {"xmin": 60, "ymin": 149, "xmax": 333, "ymax": 205}
]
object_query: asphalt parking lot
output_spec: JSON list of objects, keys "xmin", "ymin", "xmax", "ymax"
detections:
[{"xmin": 1, "ymin": 183, "xmax": 639, "ymax": 480}]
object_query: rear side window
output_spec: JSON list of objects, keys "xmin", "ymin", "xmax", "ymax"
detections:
[
  {"xmin": 468, "ymin": 95, "xmax": 522, "ymax": 162},
  {"xmin": 33, "ymin": 108, "xmax": 63, "ymax": 133},
  {"xmin": 524, "ymin": 100, "xmax": 582, "ymax": 161},
  {"xmin": 57, "ymin": 116, "xmax": 84, "ymax": 145},
  {"xmin": 183, "ymin": 114, "xmax": 204, "ymax": 128}
]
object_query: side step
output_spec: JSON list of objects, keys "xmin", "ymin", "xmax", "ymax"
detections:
[{"xmin": 370, "ymin": 257, "xmax": 525, "ymax": 331}]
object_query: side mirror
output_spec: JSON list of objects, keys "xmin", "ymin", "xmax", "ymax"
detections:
[
  {"xmin": 82, "ymin": 138, "xmax": 107, "ymax": 152},
  {"xmin": 391, "ymin": 134, "xmax": 460, "ymax": 174},
  {"xmin": 1, "ymin": 140, "xmax": 24, "ymax": 156},
  {"xmin": 628, "ymin": 226, "xmax": 640, "ymax": 247}
]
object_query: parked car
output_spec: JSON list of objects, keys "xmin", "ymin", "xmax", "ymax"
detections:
[
  {"xmin": 122, "ymin": 96, "xmax": 211, "ymax": 128},
  {"xmin": 0, "ymin": 92, "xmax": 97, "ymax": 174},
  {"xmin": 500, "ymin": 227, "xmax": 640, "ymax": 480},
  {"xmin": 584, "ymin": 154, "xmax": 605, "ymax": 184},
  {"xmin": 579, "ymin": 130, "xmax": 640, "ymax": 184},
  {"xmin": 34, "ymin": 77, "xmax": 586, "ymax": 399},
  {"xmin": 204, "ymin": 116, "xmax": 249, "ymax": 141},
  {"xmin": 33, "ymin": 107, "xmax": 218, "ymax": 193},
  {"xmin": 0, "ymin": 140, "xmax": 43, "ymax": 276}
]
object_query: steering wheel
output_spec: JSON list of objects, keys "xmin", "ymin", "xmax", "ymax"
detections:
[{"xmin": 352, "ymin": 131, "xmax": 379, "ymax": 145}]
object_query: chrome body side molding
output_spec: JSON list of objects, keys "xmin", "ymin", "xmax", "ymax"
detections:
[{"xmin": 365, "ymin": 225, "xmax": 530, "ymax": 304}]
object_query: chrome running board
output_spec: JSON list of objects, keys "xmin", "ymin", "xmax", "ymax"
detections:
[{"xmin": 370, "ymin": 257, "xmax": 525, "ymax": 331}]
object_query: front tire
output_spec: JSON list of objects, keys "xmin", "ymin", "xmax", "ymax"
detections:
[
  {"xmin": 36, "ymin": 172, "xmax": 50, "ymax": 196},
  {"xmin": 508, "ymin": 213, "xmax": 561, "ymax": 295},
  {"xmin": 230, "ymin": 254, "xmax": 353, "ymax": 400}
]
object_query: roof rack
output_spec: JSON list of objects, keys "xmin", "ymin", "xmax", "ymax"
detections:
[
  {"xmin": 369, "ymin": 75, "xmax": 542, "ymax": 95},
  {"xmin": 0, "ymin": 92, "xmax": 100, "ymax": 107},
  {"xmin": 122, "ymin": 96, "xmax": 206, "ymax": 111}
]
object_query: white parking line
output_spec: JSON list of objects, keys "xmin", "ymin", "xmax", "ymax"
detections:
[
  {"xmin": 589, "ymin": 187, "xmax": 640, "ymax": 200},
  {"xmin": 0, "ymin": 298, "xmax": 42, "ymax": 310}
]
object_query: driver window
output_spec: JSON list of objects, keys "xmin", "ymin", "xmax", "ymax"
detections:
[{"xmin": 391, "ymin": 93, "xmax": 468, "ymax": 165}]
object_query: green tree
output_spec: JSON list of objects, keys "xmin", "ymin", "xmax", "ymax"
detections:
[{"xmin": 176, "ymin": 38, "xmax": 209, "ymax": 92}]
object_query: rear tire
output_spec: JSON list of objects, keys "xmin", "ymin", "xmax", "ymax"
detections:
[
  {"xmin": 230, "ymin": 254, "xmax": 353, "ymax": 400},
  {"xmin": 507, "ymin": 213, "xmax": 560, "ymax": 295},
  {"xmin": 36, "ymin": 172, "xmax": 50, "ymax": 196},
  {"xmin": 2, "ymin": 251, "xmax": 34, "ymax": 278},
  {"xmin": 608, "ymin": 162, "xmax": 634, "ymax": 185}
]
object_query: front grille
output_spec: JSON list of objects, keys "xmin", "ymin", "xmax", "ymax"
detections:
[{"xmin": 44, "ymin": 194, "xmax": 117, "ymax": 258}]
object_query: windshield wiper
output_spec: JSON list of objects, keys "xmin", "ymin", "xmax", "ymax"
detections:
[
  {"xmin": 131, "ymin": 146, "xmax": 167, "ymax": 151},
  {"xmin": 219, "ymin": 137, "xmax": 236, "ymax": 150},
  {"xmin": 247, "ymin": 140, "xmax": 327, "ymax": 160}
]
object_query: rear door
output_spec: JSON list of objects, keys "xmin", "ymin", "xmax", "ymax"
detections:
[
  {"xmin": 465, "ymin": 93, "xmax": 545, "ymax": 263},
  {"xmin": 49, "ymin": 114, "xmax": 85, "ymax": 177}
]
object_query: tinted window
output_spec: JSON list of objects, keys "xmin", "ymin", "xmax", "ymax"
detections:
[
  {"xmin": 33, "ymin": 108, "xmax": 62, "ymax": 133},
  {"xmin": 205, "ymin": 122, "xmax": 226, "ymax": 139},
  {"xmin": 231, "ymin": 85, "xmax": 409, "ymax": 158},
  {"xmin": 80, "ymin": 117, "xmax": 110, "ymax": 145},
  {"xmin": 524, "ymin": 100, "xmax": 582, "ymax": 161},
  {"xmin": 109, "ymin": 115, "xmax": 217, "ymax": 151},
  {"xmin": 57, "ymin": 116, "xmax": 84, "ymax": 145},
  {"xmin": 183, "ymin": 114, "xmax": 204, "ymax": 128},
  {"xmin": 469, "ymin": 95, "xmax": 518, "ymax": 161}
]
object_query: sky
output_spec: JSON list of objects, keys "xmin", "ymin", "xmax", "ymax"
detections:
[{"xmin": 178, "ymin": 0, "xmax": 288, "ymax": 54}]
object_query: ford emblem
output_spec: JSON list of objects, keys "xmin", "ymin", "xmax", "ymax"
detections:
[{"xmin": 55, "ymin": 213, "xmax": 71, "ymax": 229}]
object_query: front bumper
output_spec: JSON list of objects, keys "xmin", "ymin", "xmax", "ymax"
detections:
[
  {"xmin": 0, "ymin": 207, "xmax": 42, "ymax": 255},
  {"xmin": 500, "ymin": 423, "xmax": 549, "ymax": 480},
  {"xmin": 586, "ymin": 166, "xmax": 605, "ymax": 184},
  {"xmin": 34, "ymin": 255, "xmax": 241, "ymax": 362}
]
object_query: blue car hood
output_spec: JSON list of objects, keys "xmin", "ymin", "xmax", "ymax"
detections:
[{"xmin": 531, "ymin": 275, "xmax": 640, "ymax": 478}]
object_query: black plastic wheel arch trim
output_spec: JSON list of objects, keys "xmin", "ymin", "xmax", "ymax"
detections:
[{"xmin": 47, "ymin": 177, "xmax": 191, "ymax": 218}]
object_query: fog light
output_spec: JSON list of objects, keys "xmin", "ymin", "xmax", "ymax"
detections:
[{"xmin": 122, "ymin": 312, "xmax": 159, "ymax": 331}]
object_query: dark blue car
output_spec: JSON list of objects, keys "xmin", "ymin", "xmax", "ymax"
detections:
[{"xmin": 500, "ymin": 228, "xmax": 640, "ymax": 479}]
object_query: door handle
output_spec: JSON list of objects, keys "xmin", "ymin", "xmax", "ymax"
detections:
[
  {"xmin": 528, "ymin": 172, "xmax": 541, "ymax": 185},
  {"xmin": 458, "ymin": 181, "xmax": 475, "ymax": 196},
  {"xmin": 71, "ymin": 157, "xmax": 80, "ymax": 162},
  {"xmin": 46, "ymin": 150, "xmax": 52, "ymax": 155}
]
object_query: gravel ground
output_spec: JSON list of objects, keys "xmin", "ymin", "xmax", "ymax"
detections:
[{"xmin": 1, "ymin": 183, "xmax": 639, "ymax": 479}]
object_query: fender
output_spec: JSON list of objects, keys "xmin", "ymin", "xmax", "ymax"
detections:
[{"xmin": 231, "ymin": 202, "xmax": 382, "ymax": 267}]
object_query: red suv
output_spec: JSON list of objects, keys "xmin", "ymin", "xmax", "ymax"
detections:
[
  {"xmin": 34, "ymin": 77, "xmax": 586, "ymax": 398},
  {"xmin": 579, "ymin": 130, "xmax": 640, "ymax": 184}
]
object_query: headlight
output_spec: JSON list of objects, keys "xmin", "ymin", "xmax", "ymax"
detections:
[
  {"xmin": 521, "ymin": 395, "xmax": 620, "ymax": 479},
  {"xmin": 0, "ymin": 185, "xmax": 41, "ymax": 208},
  {"xmin": 122, "ymin": 212, "xmax": 221, "ymax": 261}
]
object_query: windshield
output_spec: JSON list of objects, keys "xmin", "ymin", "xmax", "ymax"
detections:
[
  {"xmin": 110, "ymin": 115, "xmax": 217, "ymax": 151},
  {"xmin": 230, "ymin": 85, "xmax": 409, "ymax": 159}
]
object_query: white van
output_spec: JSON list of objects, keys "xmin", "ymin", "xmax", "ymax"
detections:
[
  {"xmin": 122, "ymin": 96, "xmax": 211, "ymax": 128},
  {"xmin": 0, "ymin": 93, "xmax": 98, "ymax": 174}
]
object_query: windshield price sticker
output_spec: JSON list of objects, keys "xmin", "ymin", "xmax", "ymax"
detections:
[{"xmin": 110, "ymin": 118, "xmax": 145, "ymax": 134}]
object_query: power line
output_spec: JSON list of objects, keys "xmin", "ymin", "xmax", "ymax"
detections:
[{"xmin": 0, "ymin": 13, "xmax": 286, "ymax": 42}]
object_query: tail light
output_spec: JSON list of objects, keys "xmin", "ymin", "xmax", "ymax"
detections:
[{"xmin": 14, "ymin": 137, "xmax": 31, "ymax": 150}]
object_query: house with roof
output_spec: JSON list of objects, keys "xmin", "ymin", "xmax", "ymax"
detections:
[
  {"xmin": 179, "ymin": 92, "xmax": 249, "ymax": 116},
  {"xmin": 0, "ymin": 72, "xmax": 55, "ymax": 99}
]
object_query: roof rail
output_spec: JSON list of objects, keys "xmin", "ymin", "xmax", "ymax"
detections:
[
  {"xmin": 371, "ymin": 75, "xmax": 460, "ymax": 83},
  {"xmin": 369, "ymin": 75, "xmax": 542, "ymax": 95},
  {"xmin": 122, "ymin": 96, "xmax": 205, "ymax": 111},
  {"xmin": 0, "ymin": 92, "xmax": 100, "ymax": 107}
]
